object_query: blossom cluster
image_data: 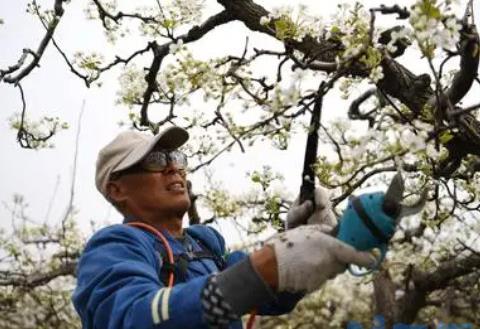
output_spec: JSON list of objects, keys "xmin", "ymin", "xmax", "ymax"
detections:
[
  {"xmin": 410, "ymin": 0, "xmax": 462, "ymax": 57},
  {"xmin": 73, "ymin": 51, "xmax": 105, "ymax": 83},
  {"xmin": 159, "ymin": 49, "xmax": 226, "ymax": 103},
  {"xmin": 139, "ymin": 0, "xmax": 204, "ymax": 38},
  {"xmin": 385, "ymin": 0, "xmax": 462, "ymax": 59},
  {"xmin": 117, "ymin": 65, "xmax": 147, "ymax": 107},
  {"xmin": 314, "ymin": 114, "xmax": 452, "ymax": 190},
  {"xmin": 259, "ymin": 4, "xmax": 324, "ymax": 42},
  {"xmin": 267, "ymin": 83, "xmax": 301, "ymax": 113},
  {"xmin": 9, "ymin": 114, "xmax": 69, "ymax": 149}
]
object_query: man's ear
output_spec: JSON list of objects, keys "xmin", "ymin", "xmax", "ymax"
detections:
[{"xmin": 106, "ymin": 180, "xmax": 127, "ymax": 204}]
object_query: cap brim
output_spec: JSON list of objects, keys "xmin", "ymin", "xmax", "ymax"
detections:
[
  {"xmin": 153, "ymin": 126, "xmax": 189, "ymax": 151},
  {"xmin": 114, "ymin": 126, "xmax": 189, "ymax": 173}
]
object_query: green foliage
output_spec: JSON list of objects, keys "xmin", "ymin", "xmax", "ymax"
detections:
[
  {"xmin": 274, "ymin": 16, "xmax": 299, "ymax": 40},
  {"xmin": 417, "ymin": 0, "xmax": 442, "ymax": 20},
  {"xmin": 439, "ymin": 130, "xmax": 454, "ymax": 144}
]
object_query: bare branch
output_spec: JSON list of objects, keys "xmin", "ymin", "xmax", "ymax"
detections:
[
  {"xmin": 16, "ymin": 83, "xmax": 57, "ymax": 149},
  {"xmin": 451, "ymin": 102, "xmax": 480, "ymax": 116},
  {"xmin": 139, "ymin": 10, "xmax": 234, "ymax": 127},
  {"xmin": 370, "ymin": 5, "xmax": 410, "ymax": 20},
  {"xmin": 91, "ymin": 0, "xmax": 158, "ymax": 29},
  {"xmin": 414, "ymin": 253, "xmax": 480, "ymax": 292},
  {"xmin": 444, "ymin": 23, "xmax": 480, "ymax": 107},
  {"xmin": 2, "ymin": 0, "xmax": 65, "ymax": 84},
  {"xmin": 0, "ymin": 261, "xmax": 77, "ymax": 288},
  {"xmin": 348, "ymin": 87, "xmax": 377, "ymax": 127}
]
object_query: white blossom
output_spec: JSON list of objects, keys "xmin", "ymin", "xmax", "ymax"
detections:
[
  {"xmin": 266, "ymin": 180, "xmax": 288, "ymax": 198},
  {"xmin": 386, "ymin": 42, "xmax": 398, "ymax": 53},
  {"xmin": 409, "ymin": 0, "xmax": 463, "ymax": 55},
  {"xmin": 386, "ymin": 28, "xmax": 410, "ymax": 53},
  {"xmin": 445, "ymin": 17, "xmax": 461, "ymax": 32},
  {"xmin": 369, "ymin": 66, "xmax": 384, "ymax": 83},
  {"xmin": 400, "ymin": 130, "xmax": 426, "ymax": 152},
  {"xmin": 259, "ymin": 16, "xmax": 271, "ymax": 26},
  {"xmin": 168, "ymin": 39, "xmax": 184, "ymax": 54},
  {"xmin": 426, "ymin": 144, "xmax": 441, "ymax": 159},
  {"xmin": 424, "ymin": 226, "xmax": 435, "ymax": 242},
  {"xmin": 395, "ymin": 289, "xmax": 405, "ymax": 300}
]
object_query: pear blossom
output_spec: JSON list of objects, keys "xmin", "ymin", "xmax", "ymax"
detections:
[
  {"xmin": 168, "ymin": 38, "xmax": 184, "ymax": 54},
  {"xmin": 369, "ymin": 66, "xmax": 384, "ymax": 83},
  {"xmin": 395, "ymin": 289, "xmax": 405, "ymax": 300},
  {"xmin": 400, "ymin": 130, "xmax": 426, "ymax": 152},
  {"xmin": 259, "ymin": 16, "xmax": 271, "ymax": 26},
  {"xmin": 426, "ymin": 144, "xmax": 441, "ymax": 160},
  {"xmin": 408, "ymin": 0, "xmax": 464, "ymax": 56}
]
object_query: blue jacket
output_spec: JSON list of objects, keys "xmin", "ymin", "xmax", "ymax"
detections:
[{"xmin": 72, "ymin": 223, "xmax": 301, "ymax": 329}]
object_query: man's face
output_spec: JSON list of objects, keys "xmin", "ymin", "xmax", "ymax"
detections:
[{"xmin": 107, "ymin": 151, "xmax": 191, "ymax": 219}]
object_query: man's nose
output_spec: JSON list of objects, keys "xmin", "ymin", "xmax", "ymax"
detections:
[{"xmin": 162, "ymin": 162, "xmax": 183, "ymax": 175}]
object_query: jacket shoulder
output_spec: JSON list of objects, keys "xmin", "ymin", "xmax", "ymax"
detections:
[
  {"xmin": 82, "ymin": 224, "xmax": 158, "ymax": 264},
  {"xmin": 87, "ymin": 223, "xmax": 153, "ymax": 245},
  {"xmin": 185, "ymin": 225, "xmax": 226, "ymax": 257}
]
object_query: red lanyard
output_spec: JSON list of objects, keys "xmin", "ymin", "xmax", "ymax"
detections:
[
  {"xmin": 127, "ymin": 221, "xmax": 175, "ymax": 287},
  {"xmin": 128, "ymin": 221, "xmax": 257, "ymax": 328}
]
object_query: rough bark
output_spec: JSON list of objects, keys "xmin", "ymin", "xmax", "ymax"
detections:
[{"xmin": 373, "ymin": 268, "xmax": 397, "ymax": 329}]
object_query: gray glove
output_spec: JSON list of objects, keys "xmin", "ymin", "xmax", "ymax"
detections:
[
  {"xmin": 267, "ymin": 225, "xmax": 376, "ymax": 293},
  {"xmin": 286, "ymin": 187, "xmax": 337, "ymax": 229}
]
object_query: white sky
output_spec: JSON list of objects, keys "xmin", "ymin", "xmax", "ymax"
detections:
[{"xmin": 1, "ymin": 0, "xmax": 477, "ymax": 245}]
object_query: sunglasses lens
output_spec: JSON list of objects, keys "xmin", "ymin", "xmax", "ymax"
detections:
[
  {"xmin": 169, "ymin": 151, "xmax": 188, "ymax": 169},
  {"xmin": 142, "ymin": 151, "xmax": 188, "ymax": 171},
  {"xmin": 142, "ymin": 152, "xmax": 168, "ymax": 171}
]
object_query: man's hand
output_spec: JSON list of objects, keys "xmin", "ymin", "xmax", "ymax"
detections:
[
  {"xmin": 213, "ymin": 225, "xmax": 375, "ymax": 318},
  {"xmin": 286, "ymin": 187, "xmax": 337, "ymax": 229},
  {"xmin": 259, "ymin": 225, "xmax": 376, "ymax": 293}
]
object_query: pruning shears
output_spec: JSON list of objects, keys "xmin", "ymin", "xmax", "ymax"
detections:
[
  {"xmin": 298, "ymin": 84, "xmax": 426, "ymax": 276},
  {"xmin": 336, "ymin": 173, "xmax": 426, "ymax": 275}
]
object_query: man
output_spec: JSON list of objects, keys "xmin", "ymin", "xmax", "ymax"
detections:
[{"xmin": 72, "ymin": 126, "xmax": 375, "ymax": 329}]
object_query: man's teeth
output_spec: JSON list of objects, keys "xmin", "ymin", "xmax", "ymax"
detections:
[{"xmin": 168, "ymin": 183, "xmax": 184, "ymax": 191}]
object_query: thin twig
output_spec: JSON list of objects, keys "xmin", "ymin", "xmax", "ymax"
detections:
[{"xmin": 59, "ymin": 100, "xmax": 85, "ymax": 259}]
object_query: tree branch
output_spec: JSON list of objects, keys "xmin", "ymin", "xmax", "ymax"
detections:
[
  {"xmin": 2, "ymin": 0, "xmax": 65, "ymax": 84},
  {"xmin": 397, "ymin": 252, "xmax": 480, "ymax": 322},
  {"xmin": 139, "ymin": 10, "xmax": 234, "ymax": 127},
  {"xmin": 0, "ymin": 261, "xmax": 77, "ymax": 288},
  {"xmin": 413, "ymin": 253, "xmax": 480, "ymax": 292}
]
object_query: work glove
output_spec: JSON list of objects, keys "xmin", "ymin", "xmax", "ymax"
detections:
[
  {"xmin": 286, "ymin": 187, "xmax": 337, "ymax": 230},
  {"xmin": 267, "ymin": 225, "xmax": 376, "ymax": 293}
]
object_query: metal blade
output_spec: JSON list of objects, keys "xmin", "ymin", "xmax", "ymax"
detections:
[
  {"xmin": 382, "ymin": 173, "xmax": 405, "ymax": 218},
  {"xmin": 399, "ymin": 189, "xmax": 428, "ymax": 219}
]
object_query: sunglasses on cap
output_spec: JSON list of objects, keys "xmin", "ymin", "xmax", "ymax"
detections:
[{"xmin": 111, "ymin": 150, "xmax": 188, "ymax": 179}]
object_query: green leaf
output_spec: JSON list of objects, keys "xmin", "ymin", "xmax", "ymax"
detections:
[
  {"xmin": 162, "ymin": 19, "xmax": 175, "ymax": 29},
  {"xmin": 274, "ymin": 17, "xmax": 297, "ymax": 40},
  {"xmin": 420, "ymin": 0, "xmax": 441, "ymax": 19},
  {"xmin": 439, "ymin": 130, "xmax": 454, "ymax": 144}
]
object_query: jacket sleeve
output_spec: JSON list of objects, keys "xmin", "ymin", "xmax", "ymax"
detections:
[
  {"xmin": 72, "ymin": 225, "xmax": 211, "ymax": 329},
  {"xmin": 225, "ymin": 250, "xmax": 304, "ymax": 316}
]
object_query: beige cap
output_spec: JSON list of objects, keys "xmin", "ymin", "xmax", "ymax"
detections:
[{"xmin": 95, "ymin": 126, "xmax": 189, "ymax": 197}]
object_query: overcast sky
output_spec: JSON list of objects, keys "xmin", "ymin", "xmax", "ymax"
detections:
[{"xmin": 1, "ymin": 0, "xmax": 477, "ymax": 244}]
